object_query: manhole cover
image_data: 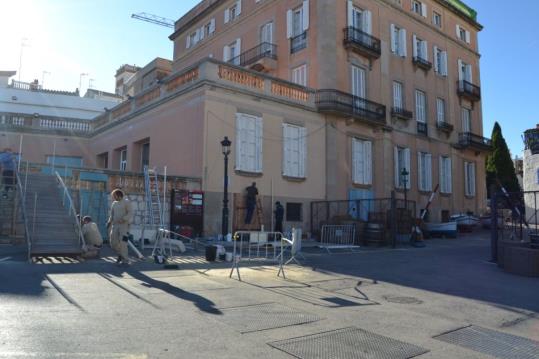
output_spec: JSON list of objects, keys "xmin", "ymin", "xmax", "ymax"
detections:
[
  {"xmin": 434, "ymin": 325, "xmax": 539, "ymax": 359},
  {"xmin": 217, "ymin": 303, "xmax": 321, "ymax": 333},
  {"xmin": 269, "ymin": 327, "xmax": 429, "ymax": 359},
  {"xmin": 383, "ymin": 296, "xmax": 423, "ymax": 305}
]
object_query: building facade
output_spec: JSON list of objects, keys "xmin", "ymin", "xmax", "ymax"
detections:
[{"xmin": 0, "ymin": 0, "xmax": 490, "ymax": 236}]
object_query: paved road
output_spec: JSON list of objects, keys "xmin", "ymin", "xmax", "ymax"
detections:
[{"xmin": 1, "ymin": 232, "xmax": 538, "ymax": 358}]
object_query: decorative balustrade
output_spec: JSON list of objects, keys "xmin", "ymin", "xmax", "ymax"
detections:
[
  {"xmin": 218, "ymin": 65, "xmax": 265, "ymax": 90},
  {"xmin": 39, "ymin": 118, "xmax": 91, "ymax": 132},
  {"xmin": 135, "ymin": 87, "xmax": 160, "ymax": 108},
  {"xmin": 271, "ymin": 82, "xmax": 310, "ymax": 102},
  {"xmin": 111, "ymin": 102, "xmax": 132, "ymax": 120},
  {"xmin": 166, "ymin": 68, "xmax": 199, "ymax": 92},
  {"xmin": 0, "ymin": 113, "xmax": 91, "ymax": 133}
]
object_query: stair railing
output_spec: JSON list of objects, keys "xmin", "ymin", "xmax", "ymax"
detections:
[
  {"xmin": 54, "ymin": 171, "xmax": 86, "ymax": 249},
  {"xmin": 14, "ymin": 167, "xmax": 31, "ymax": 261}
]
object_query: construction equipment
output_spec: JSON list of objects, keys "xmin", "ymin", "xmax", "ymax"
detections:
[
  {"xmin": 141, "ymin": 166, "xmax": 165, "ymax": 254},
  {"xmin": 131, "ymin": 13, "xmax": 174, "ymax": 28}
]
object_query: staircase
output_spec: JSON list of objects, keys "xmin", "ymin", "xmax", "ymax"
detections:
[{"xmin": 25, "ymin": 173, "xmax": 82, "ymax": 257}]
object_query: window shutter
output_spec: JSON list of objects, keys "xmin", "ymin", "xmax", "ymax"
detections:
[
  {"xmin": 421, "ymin": 3, "xmax": 427, "ymax": 17},
  {"xmin": 466, "ymin": 64, "xmax": 473, "ymax": 83},
  {"xmin": 199, "ymin": 26, "xmax": 205, "ymax": 40},
  {"xmin": 390, "ymin": 24, "xmax": 396, "ymax": 53},
  {"xmin": 347, "ymin": 0, "xmax": 354, "ymax": 27},
  {"xmin": 364, "ymin": 140, "xmax": 372, "ymax": 185},
  {"xmin": 394, "ymin": 147, "xmax": 400, "ymax": 188},
  {"xmin": 282, "ymin": 124, "xmax": 290, "ymax": 176},
  {"xmin": 412, "ymin": 34, "xmax": 418, "ymax": 58},
  {"xmin": 236, "ymin": 0, "xmax": 242, "ymax": 15},
  {"xmin": 299, "ymin": 126, "xmax": 306, "ymax": 178},
  {"xmin": 404, "ymin": 148, "xmax": 411, "ymax": 189},
  {"xmin": 235, "ymin": 114, "xmax": 243, "ymax": 170},
  {"xmin": 236, "ymin": 38, "xmax": 242, "ymax": 55},
  {"xmin": 255, "ymin": 116, "xmax": 263, "ymax": 173},
  {"xmin": 223, "ymin": 45, "xmax": 230, "ymax": 61},
  {"xmin": 458, "ymin": 59, "xmax": 463, "ymax": 81},
  {"xmin": 447, "ymin": 158, "xmax": 452, "ymax": 193},
  {"xmin": 224, "ymin": 8, "xmax": 230, "ymax": 24},
  {"xmin": 399, "ymin": 29, "xmax": 407, "ymax": 57},
  {"xmin": 286, "ymin": 9, "xmax": 293, "ymax": 39},
  {"xmin": 418, "ymin": 152, "xmax": 424, "ymax": 191},
  {"xmin": 470, "ymin": 163, "xmax": 476, "ymax": 196},
  {"xmin": 456, "ymin": 24, "xmax": 461, "ymax": 38},
  {"xmin": 186, "ymin": 36, "xmax": 191, "ymax": 49},
  {"xmin": 433, "ymin": 46, "xmax": 439, "ymax": 73},
  {"xmin": 363, "ymin": 10, "xmax": 372, "ymax": 35},
  {"xmin": 302, "ymin": 0, "xmax": 310, "ymax": 31},
  {"xmin": 210, "ymin": 18, "xmax": 216, "ymax": 33},
  {"xmin": 464, "ymin": 162, "xmax": 470, "ymax": 196},
  {"xmin": 441, "ymin": 51, "xmax": 448, "ymax": 76},
  {"xmin": 426, "ymin": 153, "xmax": 432, "ymax": 191},
  {"xmin": 465, "ymin": 30, "xmax": 471, "ymax": 44},
  {"xmin": 195, "ymin": 29, "xmax": 201, "ymax": 43},
  {"xmin": 439, "ymin": 156, "xmax": 445, "ymax": 193},
  {"xmin": 421, "ymin": 40, "xmax": 428, "ymax": 60}
]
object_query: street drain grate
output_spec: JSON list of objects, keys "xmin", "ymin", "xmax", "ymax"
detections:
[
  {"xmin": 218, "ymin": 303, "xmax": 321, "ymax": 333},
  {"xmin": 269, "ymin": 327, "xmax": 429, "ymax": 359},
  {"xmin": 434, "ymin": 325, "xmax": 539, "ymax": 359},
  {"xmin": 383, "ymin": 296, "xmax": 423, "ymax": 305}
]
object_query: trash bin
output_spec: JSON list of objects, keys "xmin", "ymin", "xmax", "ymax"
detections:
[{"xmin": 205, "ymin": 245, "xmax": 217, "ymax": 262}]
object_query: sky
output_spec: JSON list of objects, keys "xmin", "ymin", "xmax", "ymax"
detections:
[{"xmin": 0, "ymin": 0, "xmax": 537, "ymax": 157}]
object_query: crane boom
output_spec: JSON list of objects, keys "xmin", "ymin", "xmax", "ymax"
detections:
[{"xmin": 131, "ymin": 12, "xmax": 174, "ymax": 28}]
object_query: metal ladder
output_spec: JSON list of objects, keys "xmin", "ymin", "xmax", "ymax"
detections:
[{"xmin": 141, "ymin": 166, "xmax": 166, "ymax": 254}]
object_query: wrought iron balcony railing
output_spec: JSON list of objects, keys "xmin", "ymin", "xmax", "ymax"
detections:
[
  {"xmin": 413, "ymin": 56, "xmax": 432, "ymax": 70},
  {"xmin": 316, "ymin": 89, "xmax": 386, "ymax": 125},
  {"xmin": 228, "ymin": 42, "xmax": 277, "ymax": 68},
  {"xmin": 417, "ymin": 122, "xmax": 428, "ymax": 136},
  {"xmin": 458, "ymin": 132, "xmax": 492, "ymax": 151},
  {"xmin": 290, "ymin": 32, "xmax": 307, "ymax": 54},
  {"xmin": 343, "ymin": 27, "xmax": 381, "ymax": 59},
  {"xmin": 436, "ymin": 121, "xmax": 454, "ymax": 132},
  {"xmin": 391, "ymin": 107, "xmax": 413, "ymax": 120},
  {"xmin": 457, "ymin": 80, "xmax": 481, "ymax": 101}
]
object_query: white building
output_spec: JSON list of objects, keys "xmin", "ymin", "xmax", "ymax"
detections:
[{"xmin": 523, "ymin": 125, "xmax": 539, "ymax": 224}]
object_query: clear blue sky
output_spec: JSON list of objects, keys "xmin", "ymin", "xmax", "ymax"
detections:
[{"xmin": 0, "ymin": 0, "xmax": 536, "ymax": 157}]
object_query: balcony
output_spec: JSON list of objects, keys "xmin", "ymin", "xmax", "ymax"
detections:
[
  {"xmin": 436, "ymin": 121, "xmax": 454, "ymax": 133},
  {"xmin": 290, "ymin": 32, "xmax": 307, "ymax": 54},
  {"xmin": 316, "ymin": 89, "xmax": 386, "ymax": 126},
  {"xmin": 391, "ymin": 107, "xmax": 413, "ymax": 121},
  {"xmin": 343, "ymin": 27, "xmax": 381, "ymax": 59},
  {"xmin": 457, "ymin": 80, "xmax": 481, "ymax": 102},
  {"xmin": 413, "ymin": 56, "xmax": 432, "ymax": 71},
  {"xmin": 417, "ymin": 122, "xmax": 428, "ymax": 136},
  {"xmin": 228, "ymin": 42, "xmax": 277, "ymax": 72},
  {"xmin": 458, "ymin": 132, "xmax": 492, "ymax": 151}
]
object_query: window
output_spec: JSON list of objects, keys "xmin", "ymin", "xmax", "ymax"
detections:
[
  {"xmin": 440, "ymin": 156, "xmax": 452, "ymax": 194},
  {"xmin": 433, "ymin": 46, "xmax": 447, "ymax": 75},
  {"xmin": 292, "ymin": 64, "xmax": 307, "ymax": 86},
  {"xmin": 235, "ymin": 113, "xmax": 263, "ymax": 173},
  {"xmin": 461, "ymin": 108, "xmax": 471, "ymax": 133},
  {"xmin": 390, "ymin": 24, "xmax": 407, "ymax": 57},
  {"xmin": 413, "ymin": 35, "xmax": 428, "ymax": 61},
  {"xmin": 436, "ymin": 98, "xmax": 445, "ymax": 124},
  {"xmin": 394, "ymin": 146, "xmax": 411, "ymax": 189},
  {"xmin": 286, "ymin": 1, "xmax": 309, "ymax": 39},
  {"xmin": 433, "ymin": 12, "xmax": 442, "ymax": 27},
  {"xmin": 282, "ymin": 124, "xmax": 306, "ymax": 178},
  {"xmin": 187, "ymin": 31, "xmax": 198, "ymax": 48},
  {"xmin": 412, "ymin": 0, "xmax": 427, "ymax": 17},
  {"xmin": 141, "ymin": 142, "xmax": 150, "ymax": 169},
  {"xmin": 417, "ymin": 152, "xmax": 432, "ymax": 192},
  {"xmin": 393, "ymin": 81, "xmax": 403, "ymax": 109},
  {"xmin": 352, "ymin": 138, "xmax": 372, "ymax": 185},
  {"xmin": 458, "ymin": 59, "xmax": 472, "ymax": 82},
  {"xmin": 204, "ymin": 18, "xmax": 215, "ymax": 37},
  {"xmin": 120, "ymin": 149, "xmax": 127, "ymax": 171},
  {"xmin": 351, "ymin": 65, "xmax": 366, "ymax": 99},
  {"xmin": 260, "ymin": 21, "xmax": 273, "ymax": 44},
  {"xmin": 456, "ymin": 25, "xmax": 470, "ymax": 43},
  {"xmin": 464, "ymin": 161, "xmax": 476, "ymax": 196},
  {"xmin": 224, "ymin": 1, "xmax": 241, "ymax": 24},
  {"xmin": 46, "ymin": 156, "xmax": 83, "ymax": 168},
  {"xmin": 286, "ymin": 203, "xmax": 302, "ymax": 222},
  {"xmin": 97, "ymin": 152, "xmax": 108, "ymax": 169},
  {"xmin": 415, "ymin": 90, "xmax": 426, "ymax": 123},
  {"xmin": 292, "ymin": 7, "xmax": 303, "ymax": 37},
  {"xmin": 223, "ymin": 38, "xmax": 241, "ymax": 64},
  {"xmin": 347, "ymin": 3, "xmax": 372, "ymax": 35}
]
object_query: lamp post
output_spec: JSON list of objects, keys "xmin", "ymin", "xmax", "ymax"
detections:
[
  {"xmin": 221, "ymin": 136, "xmax": 232, "ymax": 238},
  {"xmin": 401, "ymin": 168, "xmax": 409, "ymax": 209}
]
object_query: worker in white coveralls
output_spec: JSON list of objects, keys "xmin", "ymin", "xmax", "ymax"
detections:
[
  {"xmin": 81, "ymin": 216, "xmax": 103, "ymax": 258},
  {"xmin": 107, "ymin": 189, "xmax": 134, "ymax": 265}
]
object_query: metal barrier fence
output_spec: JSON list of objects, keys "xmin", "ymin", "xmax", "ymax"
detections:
[
  {"xmin": 319, "ymin": 224, "xmax": 358, "ymax": 253},
  {"xmin": 229, "ymin": 231, "xmax": 288, "ymax": 281}
]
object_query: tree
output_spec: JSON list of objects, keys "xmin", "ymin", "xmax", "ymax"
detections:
[{"xmin": 486, "ymin": 122, "xmax": 520, "ymax": 196}]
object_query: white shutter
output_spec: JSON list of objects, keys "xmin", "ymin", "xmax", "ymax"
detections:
[
  {"xmin": 458, "ymin": 59, "xmax": 463, "ymax": 81},
  {"xmin": 235, "ymin": 114, "xmax": 243, "ymax": 170},
  {"xmin": 441, "ymin": 51, "xmax": 448, "ymax": 76},
  {"xmin": 347, "ymin": 0, "xmax": 353, "ymax": 27},
  {"xmin": 210, "ymin": 18, "xmax": 216, "ymax": 33},
  {"xmin": 439, "ymin": 156, "xmax": 445, "ymax": 193},
  {"xmin": 302, "ymin": 0, "xmax": 309, "ymax": 31},
  {"xmin": 223, "ymin": 45, "xmax": 230, "ymax": 61},
  {"xmin": 466, "ymin": 64, "xmax": 473, "ymax": 83},
  {"xmin": 465, "ymin": 30, "xmax": 471, "ymax": 44},
  {"xmin": 412, "ymin": 34, "xmax": 418, "ymax": 58},
  {"xmin": 236, "ymin": 0, "xmax": 242, "ymax": 15},
  {"xmin": 421, "ymin": 40, "xmax": 428, "ymax": 60},
  {"xmin": 363, "ymin": 10, "xmax": 372, "ymax": 35},
  {"xmin": 224, "ymin": 8, "xmax": 230, "ymax": 24},
  {"xmin": 255, "ymin": 116, "xmax": 263, "ymax": 173},
  {"xmin": 236, "ymin": 38, "xmax": 241, "ymax": 55},
  {"xmin": 282, "ymin": 124, "xmax": 291, "ymax": 176},
  {"xmin": 352, "ymin": 139, "xmax": 361, "ymax": 184},
  {"xmin": 390, "ymin": 24, "xmax": 396, "ymax": 53},
  {"xmin": 426, "ymin": 153, "xmax": 432, "ymax": 191},
  {"xmin": 456, "ymin": 24, "xmax": 461, "ymax": 38},
  {"xmin": 195, "ymin": 29, "xmax": 201, "ymax": 43},
  {"xmin": 418, "ymin": 152, "xmax": 424, "ymax": 191},
  {"xmin": 447, "ymin": 158, "xmax": 452, "ymax": 193},
  {"xmin": 286, "ymin": 9, "xmax": 293, "ymax": 39},
  {"xmin": 299, "ymin": 126, "xmax": 306, "ymax": 178},
  {"xmin": 364, "ymin": 141, "xmax": 372, "ymax": 185},
  {"xmin": 399, "ymin": 29, "xmax": 407, "ymax": 57},
  {"xmin": 199, "ymin": 26, "xmax": 205, "ymax": 40},
  {"xmin": 404, "ymin": 148, "xmax": 411, "ymax": 189},
  {"xmin": 470, "ymin": 163, "xmax": 476, "ymax": 196},
  {"xmin": 186, "ymin": 35, "xmax": 191, "ymax": 49},
  {"xmin": 433, "ymin": 46, "xmax": 439, "ymax": 73},
  {"xmin": 394, "ymin": 147, "xmax": 400, "ymax": 188},
  {"xmin": 421, "ymin": 3, "xmax": 427, "ymax": 17}
]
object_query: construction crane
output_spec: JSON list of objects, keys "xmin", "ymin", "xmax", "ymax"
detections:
[{"xmin": 131, "ymin": 12, "xmax": 174, "ymax": 28}]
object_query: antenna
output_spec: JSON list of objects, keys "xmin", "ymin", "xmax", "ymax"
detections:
[{"xmin": 131, "ymin": 12, "xmax": 174, "ymax": 28}]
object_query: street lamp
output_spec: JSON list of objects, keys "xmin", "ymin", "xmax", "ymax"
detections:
[
  {"xmin": 401, "ymin": 168, "xmax": 409, "ymax": 209},
  {"xmin": 221, "ymin": 136, "xmax": 232, "ymax": 238}
]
